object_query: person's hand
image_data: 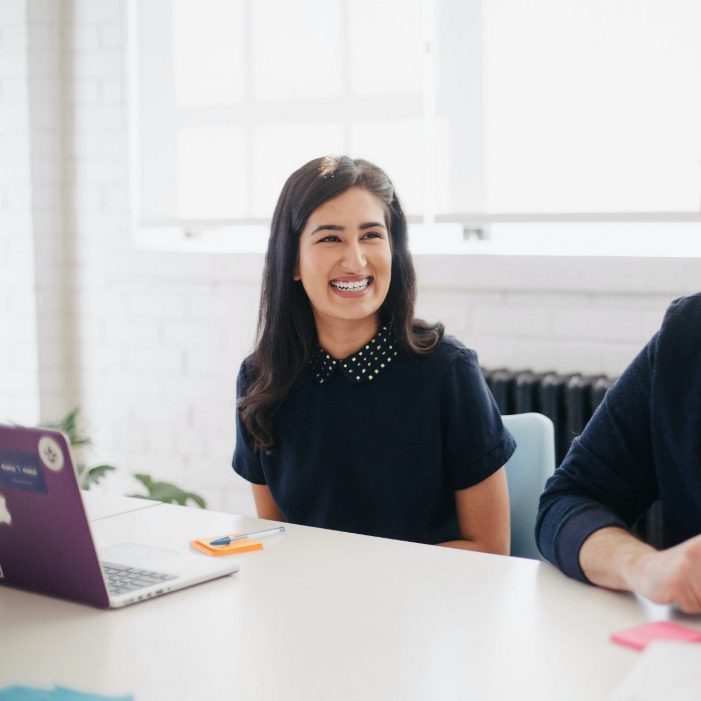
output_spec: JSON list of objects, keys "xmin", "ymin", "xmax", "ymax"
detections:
[{"xmin": 624, "ymin": 534, "xmax": 701, "ymax": 613}]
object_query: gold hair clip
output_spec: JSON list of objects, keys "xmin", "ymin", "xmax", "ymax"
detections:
[{"xmin": 319, "ymin": 156, "xmax": 338, "ymax": 178}]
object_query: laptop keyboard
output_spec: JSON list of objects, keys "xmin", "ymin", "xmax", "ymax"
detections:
[{"xmin": 102, "ymin": 561, "xmax": 177, "ymax": 596}]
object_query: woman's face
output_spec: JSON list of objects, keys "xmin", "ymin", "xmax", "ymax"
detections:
[{"xmin": 296, "ymin": 186, "xmax": 392, "ymax": 339}]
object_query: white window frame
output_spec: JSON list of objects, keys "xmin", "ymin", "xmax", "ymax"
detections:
[{"xmin": 127, "ymin": 0, "xmax": 701, "ymax": 257}]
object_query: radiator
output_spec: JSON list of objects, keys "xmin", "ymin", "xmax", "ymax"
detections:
[
  {"xmin": 482, "ymin": 368, "xmax": 615, "ymax": 464},
  {"xmin": 483, "ymin": 367, "xmax": 665, "ymax": 549}
]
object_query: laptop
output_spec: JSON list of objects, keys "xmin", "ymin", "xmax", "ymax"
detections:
[{"xmin": 0, "ymin": 424, "xmax": 238, "ymax": 608}]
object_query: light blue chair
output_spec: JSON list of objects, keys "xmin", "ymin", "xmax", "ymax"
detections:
[{"xmin": 501, "ymin": 413, "xmax": 556, "ymax": 560}]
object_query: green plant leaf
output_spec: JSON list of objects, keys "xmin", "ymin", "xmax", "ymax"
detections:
[
  {"xmin": 129, "ymin": 473, "xmax": 207, "ymax": 509},
  {"xmin": 41, "ymin": 407, "xmax": 91, "ymax": 448},
  {"xmin": 38, "ymin": 408, "xmax": 206, "ymax": 506},
  {"xmin": 80, "ymin": 464, "xmax": 117, "ymax": 489},
  {"xmin": 40, "ymin": 408, "xmax": 117, "ymax": 490}
]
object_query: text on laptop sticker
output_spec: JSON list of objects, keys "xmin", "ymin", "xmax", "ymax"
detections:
[{"xmin": 0, "ymin": 454, "xmax": 48, "ymax": 494}]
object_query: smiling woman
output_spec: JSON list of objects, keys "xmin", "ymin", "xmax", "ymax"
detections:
[{"xmin": 232, "ymin": 156, "xmax": 516, "ymax": 554}]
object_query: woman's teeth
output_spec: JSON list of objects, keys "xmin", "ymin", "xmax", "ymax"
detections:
[{"xmin": 330, "ymin": 278, "xmax": 370, "ymax": 291}]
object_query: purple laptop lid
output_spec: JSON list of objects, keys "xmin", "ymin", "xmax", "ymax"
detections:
[{"xmin": 0, "ymin": 424, "xmax": 110, "ymax": 608}]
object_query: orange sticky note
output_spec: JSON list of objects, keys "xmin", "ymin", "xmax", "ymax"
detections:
[{"xmin": 190, "ymin": 537, "xmax": 263, "ymax": 557}]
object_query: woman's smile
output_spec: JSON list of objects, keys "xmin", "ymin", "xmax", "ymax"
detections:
[{"xmin": 329, "ymin": 275, "xmax": 373, "ymax": 295}]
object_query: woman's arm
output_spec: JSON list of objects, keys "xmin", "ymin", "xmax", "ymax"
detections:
[
  {"xmin": 251, "ymin": 484, "xmax": 287, "ymax": 522},
  {"xmin": 440, "ymin": 467, "xmax": 510, "ymax": 555}
]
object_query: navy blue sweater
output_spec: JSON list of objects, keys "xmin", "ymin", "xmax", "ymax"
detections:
[{"xmin": 536, "ymin": 293, "xmax": 701, "ymax": 582}]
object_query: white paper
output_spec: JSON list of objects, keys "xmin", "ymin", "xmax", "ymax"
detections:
[{"xmin": 610, "ymin": 640, "xmax": 701, "ymax": 701}]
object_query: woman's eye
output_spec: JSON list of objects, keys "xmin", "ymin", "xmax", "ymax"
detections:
[
  {"xmin": 362, "ymin": 231, "xmax": 382, "ymax": 240},
  {"xmin": 318, "ymin": 235, "xmax": 340, "ymax": 243}
]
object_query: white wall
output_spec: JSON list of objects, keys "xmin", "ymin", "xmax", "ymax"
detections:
[
  {"xmin": 0, "ymin": 0, "xmax": 73, "ymax": 424},
  {"xmin": 0, "ymin": 0, "xmax": 40, "ymax": 424},
  {"xmin": 414, "ymin": 255, "xmax": 701, "ymax": 376},
  {"xmin": 2, "ymin": 0, "xmax": 701, "ymax": 516}
]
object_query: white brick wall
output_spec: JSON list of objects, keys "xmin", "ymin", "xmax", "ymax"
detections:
[
  {"xmin": 0, "ymin": 0, "xmax": 39, "ymax": 425},
  {"xmin": 417, "ymin": 285, "xmax": 672, "ymax": 376},
  {"xmin": 58, "ymin": 0, "xmax": 262, "ymax": 512},
  {"xmin": 28, "ymin": 0, "xmax": 75, "ymax": 422},
  {"xmin": 4, "ymin": 0, "xmax": 701, "ymax": 518},
  {"xmin": 414, "ymin": 257, "xmax": 699, "ymax": 377}
]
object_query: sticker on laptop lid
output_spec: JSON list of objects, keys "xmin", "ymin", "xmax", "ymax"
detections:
[
  {"xmin": 0, "ymin": 494, "xmax": 11, "ymax": 526},
  {"xmin": 0, "ymin": 453, "xmax": 48, "ymax": 494},
  {"xmin": 38, "ymin": 436, "xmax": 64, "ymax": 471}
]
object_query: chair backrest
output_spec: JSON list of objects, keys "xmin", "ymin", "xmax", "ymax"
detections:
[{"xmin": 501, "ymin": 413, "xmax": 556, "ymax": 560}]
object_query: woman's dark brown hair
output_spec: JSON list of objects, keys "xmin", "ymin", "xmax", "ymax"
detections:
[{"xmin": 239, "ymin": 156, "xmax": 443, "ymax": 451}]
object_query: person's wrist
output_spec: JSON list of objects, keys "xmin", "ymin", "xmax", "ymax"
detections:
[{"xmin": 619, "ymin": 543, "xmax": 656, "ymax": 591}]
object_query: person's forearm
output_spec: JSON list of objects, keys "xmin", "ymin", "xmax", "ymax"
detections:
[
  {"xmin": 251, "ymin": 484, "xmax": 286, "ymax": 521},
  {"xmin": 579, "ymin": 526, "xmax": 655, "ymax": 590},
  {"xmin": 580, "ymin": 527, "xmax": 701, "ymax": 613}
]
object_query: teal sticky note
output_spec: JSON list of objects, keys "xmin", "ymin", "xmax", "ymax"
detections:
[
  {"xmin": 53, "ymin": 688, "xmax": 133, "ymax": 701},
  {"xmin": 0, "ymin": 687, "xmax": 133, "ymax": 701},
  {"xmin": 0, "ymin": 687, "xmax": 54, "ymax": 701}
]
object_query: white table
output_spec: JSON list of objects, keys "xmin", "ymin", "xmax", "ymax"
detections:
[
  {"xmin": 82, "ymin": 491, "xmax": 162, "ymax": 521},
  {"xmin": 1, "ymin": 496, "xmax": 698, "ymax": 700}
]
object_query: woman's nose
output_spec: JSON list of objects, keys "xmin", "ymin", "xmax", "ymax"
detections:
[{"xmin": 341, "ymin": 241, "xmax": 366, "ymax": 270}]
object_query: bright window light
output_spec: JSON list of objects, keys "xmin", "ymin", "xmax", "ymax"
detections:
[{"xmin": 130, "ymin": 0, "xmax": 701, "ymax": 256}]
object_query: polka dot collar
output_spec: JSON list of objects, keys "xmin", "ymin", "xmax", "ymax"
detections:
[{"xmin": 310, "ymin": 325, "xmax": 400, "ymax": 384}]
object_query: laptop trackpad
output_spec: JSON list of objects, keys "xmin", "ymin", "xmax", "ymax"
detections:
[{"xmin": 100, "ymin": 543, "xmax": 180, "ymax": 568}]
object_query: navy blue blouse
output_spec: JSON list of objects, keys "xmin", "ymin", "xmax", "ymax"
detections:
[{"xmin": 233, "ymin": 330, "xmax": 515, "ymax": 544}]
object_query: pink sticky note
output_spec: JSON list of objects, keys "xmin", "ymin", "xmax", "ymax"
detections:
[{"xmin": 611, "ymin": 621, "xmax": 701, "ymax": 650}]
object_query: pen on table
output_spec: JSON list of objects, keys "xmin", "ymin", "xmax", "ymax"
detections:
[{"xmin": 209, "ymin": 526, "xmax": 286, "ymax": 546}]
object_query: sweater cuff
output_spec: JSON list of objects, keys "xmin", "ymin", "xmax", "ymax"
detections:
[{"xmin": 554, "ymin": 504, "xmax": 628, "ymax": 583}]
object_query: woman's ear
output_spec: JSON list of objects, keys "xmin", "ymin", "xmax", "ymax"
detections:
[{"xmin": 293, "ymin": 265, "xmax": 301, "ymax": 281}]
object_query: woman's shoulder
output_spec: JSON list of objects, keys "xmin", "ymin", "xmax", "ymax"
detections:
[
  {"xmin": 439, "ymin": 338, "xmax": 482, "ymax": 381},
  {"xmin": 438, "ymin": 333, "xmax": 471, "ymax": 352},
  {"xmin": 407, "ymin": 332, "xmax": 480, "ymax": 377},
  {"xmin": 424, "ymin": 333, "xmax": 476, "ymax": 361},
  {"xmin": 236, "ymin": 354, "xmax": 260, "ymax": 394}
]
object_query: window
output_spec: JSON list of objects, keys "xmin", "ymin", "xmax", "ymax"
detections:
[
  {"xmin": 130, "ymin": 0, "xmax": 701, "ymax": 252},
  {"xmin": 132, "ymin": 0, "xmax": 424, "ymax": 227},
  {"xmin": 474, "ymin": 0, "xmax": 701, "ymax": 216}
]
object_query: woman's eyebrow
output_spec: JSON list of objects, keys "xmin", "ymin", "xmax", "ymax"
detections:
[
  {"xmin": 308, "ymin": 224, "xmax": 344, "ymax": 236},
  {"xmin": 359, "ymin": 222, "xmax": 386, "ymax": 230},
  {"xmin": 308, "ymin": 222, "xmax": 386, "ymax": 236}
]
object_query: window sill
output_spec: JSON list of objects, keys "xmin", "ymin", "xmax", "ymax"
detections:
[{"xmin": 132, "ymin": 222, "xmax": 701, "ymax": 295}]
